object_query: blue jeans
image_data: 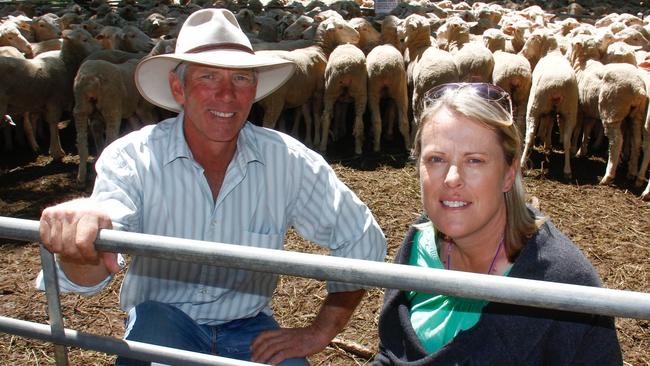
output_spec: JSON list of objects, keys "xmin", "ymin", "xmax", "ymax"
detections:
[{"xmin": 115, "ymin": 300, "xmax": 309, "ymax": 366}]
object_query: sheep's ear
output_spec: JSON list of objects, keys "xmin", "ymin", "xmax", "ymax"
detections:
[
  {"xmin": 639, "ymin": 61, "xmax": 650, "ymax": 69},
  {"xmin": 467, "ymin": 21, "xmax": 478, "ymax": 28}
]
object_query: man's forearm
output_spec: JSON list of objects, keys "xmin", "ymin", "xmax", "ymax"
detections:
[{"xmin": 309, "ymin": 289, "xmax": 366, "ymax": 341}]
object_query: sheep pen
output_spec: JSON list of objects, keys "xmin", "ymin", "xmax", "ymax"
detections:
[
  {"xmin": 0, "ymin": 0, "xmax": 649, "ymax": 365},
  {"xmin": 0, "ymin": 125, "xmax": 649, "ymax": 365}
]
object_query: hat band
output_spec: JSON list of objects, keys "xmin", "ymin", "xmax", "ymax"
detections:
[{"xmin": 186, "ymin": 43, "xmax": 254, "ymax": 54}]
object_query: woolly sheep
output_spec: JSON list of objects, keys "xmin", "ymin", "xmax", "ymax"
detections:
[
  {"xmin": 400, "ymin": 13, "xmax": 459, "ymax": 125},
  {"xmin": 521, "ymin": 33, "xmax": 579, "ymax": 179},
  {"xmin": 491, "ymin": 50, "xmax": 532, "ymax": 133},
  {"xmin": 0, "ymin": 22, "xmax": 33, "ymax": 57},
  {"xmin": 256, "ymin": 46, "xmax": 327, "ymax": 146},
  {"xmin": 635, "ymin": 70, "xmax": 650, "ymax": 199},
  {"xmin": 31, "ymin": 14, "xmax": 62, "ymax": 42},
  {"xmin": 282, "ymin": 14, "xmax": 314, "ymax": 40},
  {"xmin": 482, "ymin": 28, "xmax": 508, "ymax": 52},
  {"xmin": 452, "ymin": 42, "xmax": 494, "ymax": 83},
  {"xmin": 0, "ymin": 28, "xmax": 102, "ymax": 160},
  {"xmin": 379, "ymin": 15, "xmax": 403, "ymax": 53},
  {"xmin": 603, "ymin": 41, "xmax": 640, "ymax": 65},
  {"xmin": 568, "ymin": 35, "xmax": 648, "ymax": 185},
  {"xmin": 73, "ymin": 59, "xmax": 157, "ymax": 183},
  {"xmin": 366, "ymin": 44, "xmax": 409, "ymax": 152},
  {"xmin": 320, "ymin": 43, "xmax": 367, "ymax": 154},
  {"xmin": 348, "ymin": 17, "xmax": 380, "ymax": 55}
]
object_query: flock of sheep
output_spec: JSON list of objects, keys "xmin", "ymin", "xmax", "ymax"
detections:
[{"xmin": 1, "ymin": 0, "xmax": 650, "ymax": 201}]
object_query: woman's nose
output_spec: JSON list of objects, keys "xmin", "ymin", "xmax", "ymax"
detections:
[{"xmin": 444, "ymin": 165, "xmax": 463, "ymax": 187}]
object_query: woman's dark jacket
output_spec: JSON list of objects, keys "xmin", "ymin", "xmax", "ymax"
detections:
[{"xmin": 372, "ymin": 214, "xmax": 622, "ymax": 366}]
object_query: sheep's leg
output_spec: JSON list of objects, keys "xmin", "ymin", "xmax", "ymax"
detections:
[
  {"xmin": 103, "ymin": 111, "xmax": 122, "ymax": 147},
  {"xmin": 395, "ymin": 88, "xmax": 410, "ymax": 151},
  {"xmin": 368, "ymin": 92, "xmax": 382, "ymax": 153},
  {"xmin": 23, "ymin": 113, "xmax": 40, "ymax": 153},
  {"xmin": 600, "ymin": 121, "xmax": 623, "ymax": 185},
  {"xmin": 636, "ymin": 129, "xmax": 650, "ymax": 188},
  {"xmin": 521, "ymin": 114, "xmax": 538, "ymax": 171},
  {"xmin": 626, "ymin": 108, "xmax": 644, "ymax": 180},
  {"xmin": 1, "ymin": 121, "xmax": 12, "ymax": 152},
  {"xmin": 333, "ymin": 101, "xmax": 348, "ymax": 142},
  {"xmin": 312, "ymin": 92, "xmax": 323, "ymax": 147},
  {"xmin": 576, "ymin": 119, "xmax": 596, "ymax": 158},
  {"xmin": 45, "ymin": 103, "xmax": 65, "ymax": 161},
  {"xmin": 642, "ymin": 180, "xmax": 650, "ymax": 200},
  {"xmin": 319, "ymin": 98, "xmax": 335, "ymax": 153},
  {"xmin": 73, "ymin": 107, "xmax": 90, "ymax": 184},
  {"xmin": 559, "ymin": 110, "xmax": 577, "ymax": 179},
  {"xmin": 262, "ymin": 101, "xmax": 284, "ymax": 130},
  {"xmin": 350, "ymin": 78, "xmax": 367, "ymax": 155},
  {"xmin": 386, "ymin": 100, "xmax": 397, "ymax": 141},
  {"xmin": 301, "ymin": 104, "xmax": 313, "ymax": 146}
]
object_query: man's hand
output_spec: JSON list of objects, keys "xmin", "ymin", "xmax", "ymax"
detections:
[
  {"xmin": 40, "ymin": 198, "xmax": 118, "ymax": 285},
  {"xmin": 251, "ymin": 289, "xmax": 366, "ymax": 365},
  {"xmin": 251, "ymin": 325, "xmax": 330, "ymax": 365}
]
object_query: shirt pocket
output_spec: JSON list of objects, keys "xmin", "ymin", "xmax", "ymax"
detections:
[{"xmin": 239, "ymin": 230, "xmax": 284, "ymax": 251}]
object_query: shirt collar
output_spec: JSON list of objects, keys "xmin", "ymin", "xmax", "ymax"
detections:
[{"xmin": 163, "ymin": 112, "xmax": 264, "ymax": 166}]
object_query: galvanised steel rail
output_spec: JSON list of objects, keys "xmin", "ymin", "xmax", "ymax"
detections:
[
  {"xmin": 1, "ymin": 215, "xmax": 650, "ymax": 364},
  {"xmin": 0, "ymin": 316, "xmax": 266, "ymax": 366}
]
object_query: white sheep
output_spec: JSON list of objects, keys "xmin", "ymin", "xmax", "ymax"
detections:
[
  {"xmin": 635, "ymin": 70, "xmax": 650, "ymax": 199},
  {"xmin": 452, "ymin": 41, "xmax": 494, "ymax": 83},
  {"xmin": 256, "ymin": 16, "xmax": 358, "ymax": 148},
  {"xmin": 73, "ymin": 58, "xmax": 157, "ymax": 183},
  {"xmin": 0, "ymin": 22, "xmax": 33, "ymax": 57},
  {"xmin": 348, "ymin": 16, "xmax": 380, "ymax": 54},
  {"xmin": 379, "ymin": 15, "xmax": 403, "ymax": 53},
  {"xmin": 320, "ymin": 43, "xmax": 367, "ymax": 154},
  {"xmin": 521, "ymin": 33, "xmax": 579, "ymax": 179},
  {"xmin": 492, "ymin": 50, "xmax": 532, "ymax": 133},
  {"xmin": 0, "ymin": 28, "xmax": 102, "ymax": 160},
  {"xmin": 568, "ymin": 34, "xmax": 648, "ymax": 185},
  {"xmin": 256, "ymin": 46, "xmax": 327, "ymax": 146},
  {"xmin": 603, "ymin": 41, "xmax": 640, "ymax": 65},
  {"xmin": 482, "ymin": 28, "xmax": 508, "ymax": 52},
  {"xmin": 366, "ymin": 44, "xmax": 409, "ymax": 152},
  {"xmin": 401, "ymin": 13, "xmax": 459, "ymax": 126}
]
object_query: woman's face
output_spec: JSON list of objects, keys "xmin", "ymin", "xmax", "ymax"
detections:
[{"xmin": 419, "ymin": 107, "xmax": 517, "ymax": 244}]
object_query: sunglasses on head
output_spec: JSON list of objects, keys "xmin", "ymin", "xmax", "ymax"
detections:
[{"xmin": 423, "ymin": 82, "xmax": 513, "ymax": 119}]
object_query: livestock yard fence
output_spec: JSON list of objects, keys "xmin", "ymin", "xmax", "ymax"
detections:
[{"xmin": 1, "ymin": 216, "xmax": 649, "ymax": 365}]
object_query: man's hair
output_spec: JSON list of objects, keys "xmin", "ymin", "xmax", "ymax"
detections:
[
  {"xmin": 413, "ymin": 87, "xmax": 544, "ymax": 262},
  {"xmin": 173, "ymin": 62, "xmax": 189, "ymax": 86}
]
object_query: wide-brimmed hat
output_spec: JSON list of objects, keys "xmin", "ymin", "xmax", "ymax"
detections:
[{"xmin": 135, "ymin": 8, "xmax": 295, "ymax": 112}]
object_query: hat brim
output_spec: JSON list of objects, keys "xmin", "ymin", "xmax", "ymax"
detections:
[{"xmin": 135, "ymin": 49, "xmax": 295, "ymax": 112}]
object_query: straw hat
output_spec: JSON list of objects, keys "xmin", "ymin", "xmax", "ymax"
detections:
[{"xmin": 135, "ymin": 8, "xmax": 295, "ymax": 112}]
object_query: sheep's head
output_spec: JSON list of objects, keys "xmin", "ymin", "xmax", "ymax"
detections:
[
  {"xmin": 320, "ymin": 18, "xmax": 359, "ymax": 46},
  {"xmin": 400, "ymin": 14, "xmax": 430, "ymax": 42}
]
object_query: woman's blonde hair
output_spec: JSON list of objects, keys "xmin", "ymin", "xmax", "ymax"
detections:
[{"xmin": 412, "ymin": 84, "xmax": 544, "ymax": 261}]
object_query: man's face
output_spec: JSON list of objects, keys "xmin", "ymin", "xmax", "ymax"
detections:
[{"xmin": 170, "ymin": 63, "xmax": 257, "ymax": 144}]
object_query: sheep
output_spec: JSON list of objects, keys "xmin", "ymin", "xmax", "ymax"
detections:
[
  {"xmin": 31, "ymin": 13, "xmax": 62, "ymax": 42},
  {"xmin": 0, "ymin": 28, "xmax": 102, "ymax": 160},
  {"xmin": 491, "ymin": 50, "xmax": 532, "ymax": 133},
  {"xmin": 0, "ymin": 22, "xmax": 33, "ymax": 57},
  {"xmin": 568, "ymin": 35, "xmax": 648, "ymax": 185},
  {"xmin": 256, "ymin": 16, "xmax": 358, "ymax": 148},
  {"xmin": 141, "ymin": 13, "xmax": 179, "ymax": 38},
  {"xmin": 401, "ymin": 13, "xmax": 459, "ymax": 126},
  {"xmin": 282, "ymin": 14, "xmax": 314, "ymax": 40},
  {"xmin": 255, "ymin": 46, "xmax": 327, "ymax": 146},
  {"xmin": 603, "ymin": 41, "xmax": 640, "ymax": 65},
  {"xmin": 452, "ymin": 41, "xmax": 494, "ymax": 83},
  {"xmin": 482, "ymin": 28, "xmax": 508, "ymax": 52},
  {"xmin": 635, "ymin": 70, "xmax": 650, "ymax": 199},
  {"xmin": 366, "ymin": 44, "xmax": 409, "ymax": 152},
  {"xmin": 379, "ymin": 15, "xmax": 403, "ymax": 53},
  {"xmin": 320, "ymin": 43, "xmax": 367, "ymax": 154},
  {"xmin": 96, "ymin": 25, "xmax": 155, "ymax": 53},
  {"xmin": 73, "ymin": 58, "xmax": 157, "ymax": 183},
  {"xmin": 348, "ymin": 17, "xmax": 380, "ymax": 54},
  {"xmin": 521, "ymin": 33, "xmax": 579, "ymax": 179}
]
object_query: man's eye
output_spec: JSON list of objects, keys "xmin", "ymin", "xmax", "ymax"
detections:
[
  {"xmin": 200, "ymin": 74, "xmax": 214, "ymax": 80},
  {"xmin": 233, "ymin": 74, "xmax": 255, "ymax": 85}
]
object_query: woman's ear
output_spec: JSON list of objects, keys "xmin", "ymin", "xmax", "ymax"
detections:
[{"xmin": 503, "ymin": 158, "xmax": 519, "ymax": 193}]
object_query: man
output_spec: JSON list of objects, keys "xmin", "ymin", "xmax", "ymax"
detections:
[{"xmin": 37, "ymin": 9, "xmax": 386, "ymax": 366}]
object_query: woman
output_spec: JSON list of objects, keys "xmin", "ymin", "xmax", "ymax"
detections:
[{"xmin": 373, "ymin": 83, "xmax": 622, "ymax": 365}]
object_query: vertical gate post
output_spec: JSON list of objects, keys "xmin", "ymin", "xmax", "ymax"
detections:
[{"xmin": 39, "ymin": 245, "xmax": 69, "ymax": 366}]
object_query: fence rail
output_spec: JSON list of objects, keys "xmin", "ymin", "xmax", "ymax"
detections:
[{"xmin": 1, "ymin": 215, "xmax": 650, "ymax": 364}]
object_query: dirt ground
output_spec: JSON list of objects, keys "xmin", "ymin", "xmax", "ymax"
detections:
[{"xmin": 0, "ymin": 121, "xmax": 649, "ymax": 365}]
